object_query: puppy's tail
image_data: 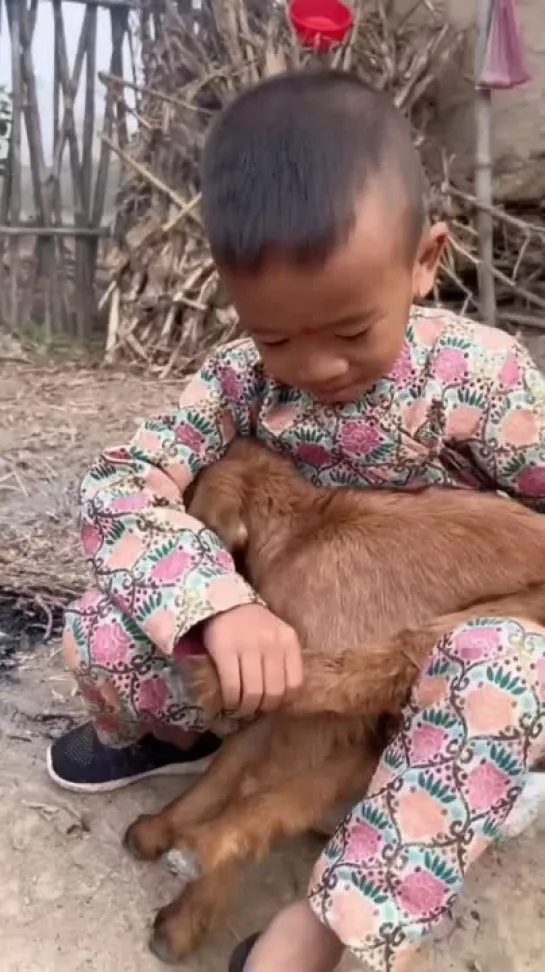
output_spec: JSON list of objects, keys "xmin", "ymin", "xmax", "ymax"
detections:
[{"xmin": 189, "ymin": 585, "xmax": 545, "ymax": 719}]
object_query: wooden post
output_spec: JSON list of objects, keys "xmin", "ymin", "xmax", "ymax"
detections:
[
  {"xmin": 7, "ymin": 0, "xmax": 22, "ymax": 332},
  {"xmin": 18, "ymin": 0, "xmax": 64, "ymax": 337},
  {"xmin": 92, "ymin": 4, "xmax": 129, "ymax": 232},
  {"xmin": 475, "ymin": 0, "xmax": 497, "ymax": 328}
]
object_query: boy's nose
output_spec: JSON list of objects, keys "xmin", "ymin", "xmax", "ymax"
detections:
[{"xmin": 299, "ymin": 353, "xmax": 349, "ymax": 387}]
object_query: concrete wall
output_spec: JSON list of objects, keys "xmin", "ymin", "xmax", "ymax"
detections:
[{"xmin": 437, "ymin": 0, "xmax": 545, "ymax": 174}]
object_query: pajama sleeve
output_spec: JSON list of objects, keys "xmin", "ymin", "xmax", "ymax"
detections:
[
  {"xmin": 78, "ymin": 342, "xmax": 263, "ymax": 656},
  {"xmin": 450, "ymin": 337, "xmax": 545, "ymax": 511}
]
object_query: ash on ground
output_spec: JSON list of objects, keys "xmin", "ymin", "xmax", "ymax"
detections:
[{"xmin": 0, "ymin": 591, "xmax": 64, "ymax": 675}]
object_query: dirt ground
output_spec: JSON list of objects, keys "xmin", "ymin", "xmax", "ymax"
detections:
[
  {"xmin": 1, "ymin": 343, "xmax": 545, "ymax": 971},
  {"xmin": 1, "ymin": 646, "xmax": 545, "ymax": 972}
]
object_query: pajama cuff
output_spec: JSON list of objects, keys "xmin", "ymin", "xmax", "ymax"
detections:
[{"xmin": 307, "ymin": 861, "xmax": 454, "ymax": 972}]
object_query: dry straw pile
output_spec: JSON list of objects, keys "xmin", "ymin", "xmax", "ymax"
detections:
[{"xmin": 100, "ymin": 0, "xmax": 545, "ymax": 378}]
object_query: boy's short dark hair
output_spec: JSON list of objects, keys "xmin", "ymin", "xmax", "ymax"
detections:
[{"xmin": 201, "ymin": 69, "xmax": 427, "ymax": 272}]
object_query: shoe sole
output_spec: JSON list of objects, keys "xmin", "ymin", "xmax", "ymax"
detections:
[{"xmin": 45, "ymin": 745, "xmax": 216, "ymax": 794}]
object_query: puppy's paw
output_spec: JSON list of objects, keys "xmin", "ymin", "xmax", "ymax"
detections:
[
  {"xmin": 123, "ymin": 814, "xmax": 171, "ymax": 861},
  {"xmin": 186, "ymin": 655, "xmax": 223, "ymax": 716},
  {"xmin": 149, "ymin": 889, "xmax": 213, "ymax": 963},
  {"xmin": 148, "ymin": 929, "xmax": 181, "ymax": 966}
]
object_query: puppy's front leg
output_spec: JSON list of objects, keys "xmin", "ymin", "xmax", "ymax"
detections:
[
  {"xmin": 124, "ymin": 718, "xmax": 272, "ymax": 863},
  {"xmin": 149, "ymin": 864, "xmax": 237, "ymax": 964},
  {"xmin": 165, "ymin": 738, "xmax": 376, "ymax": 877}
]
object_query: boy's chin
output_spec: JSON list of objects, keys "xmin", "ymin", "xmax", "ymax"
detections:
[{"xmin": 311, "ymin": 382, "xmax": 374, "ymax": 405}]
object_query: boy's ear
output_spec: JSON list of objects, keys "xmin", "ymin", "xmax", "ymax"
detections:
[{"xmin": 412, "ymin": 222, "xmax": 449, "ymax": 300}]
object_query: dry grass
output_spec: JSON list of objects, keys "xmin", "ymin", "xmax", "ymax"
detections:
[{"xmin": 0, "ymin": 345, "xmax": 184, "ymax": 612}]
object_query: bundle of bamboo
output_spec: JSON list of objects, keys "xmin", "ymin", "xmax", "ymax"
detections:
[{"xmin": 100, "ymin": 0, "xmax": 474, "ymax": 375}]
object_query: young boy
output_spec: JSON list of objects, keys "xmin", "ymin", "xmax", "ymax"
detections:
[{"xmin": 49, "ymin": 71, "xmax": 545, "ymax": 972}]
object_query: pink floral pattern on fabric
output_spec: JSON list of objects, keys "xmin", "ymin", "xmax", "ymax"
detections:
[
  {"xmin": 64, "ymin": 593, "xmax": 239, "ymax": 744},
  {"xmin": 91, "ymin": 621, "xmax": 133, "ymax": 667},
  {"xmin": 309, "ymin": 618, "xmax": 545, "ymax": 971},
  {"xmin": 76, "ymin": 307, "xmax": 545, "ymax": 663},
  {"xmin": 434, "ymin": 346, "xmax": 468, "ymax": 383},
  {"xmin": 339, "ymin": 420, "xmax": 385, "ymax": 456}
]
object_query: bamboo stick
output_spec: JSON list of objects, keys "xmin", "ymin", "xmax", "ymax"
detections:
[
  {"xmin": 51, "ymin": 1, "xmax": 85, "ymax": 220},
  {"xmin": 7, "ymin": 0, "xmax": 22, "ymax": 332},
  {"xmin": 82, "ymin": 6, "xmax": 97, "ymax": 216},
  {"xmin": 49, "ymin": 5, "xmax": 93, "ymax": 334},
  {"xmin": 41, "ymin": 0, "xmax": 135, "ymax": 7},
  {"xmin": 474, "ymin": 0, "xmax": 497, "ymax": 328},
  {"xmin": 18, "ymin": 0, "xmax": 63, "ymax": 337},
  {"xmin": 28, "ymin": 0, "xmax": 38, "ymax": 40},
  {"xmin": 91, "ymin": 7, "xmax": 130, "ymax": 230},
  {"xmin": 111, "ymin": 6, "xmax": 129, "ymax": 149},
  {"xmin": 51, "ymin": 9, "xmax": 68, "ymax": 334},
  {"xmin": 51, "ymin": 0, "xmax": 92, "ymax": 336},
  {"xmin": 448, "ymin": 185, "xmax": 545, "ymax": 240},
  {"xmin": 0, "ymin": 225, "xmax": 111, "ymax": 238},
  {"xmin": 75, "ymin": 2, "xmax": 99, "ymax": 339},
  {"xmin": 98, "ymin": 71, "xmax": 215, "ymax": 115}
]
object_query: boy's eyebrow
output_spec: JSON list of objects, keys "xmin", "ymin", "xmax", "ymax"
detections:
[
  {"xmin": 327, "ymin": 312, "xmax": 376, "ymax": 331},
  {"xmin": 253, "ymin": 312, "xmax": 377, "ymax": 341}
]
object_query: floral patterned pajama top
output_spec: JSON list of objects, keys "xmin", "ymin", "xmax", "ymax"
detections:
[{"xmin": 81, "ymin": 306, "xmax": 545, "ymax": 653}]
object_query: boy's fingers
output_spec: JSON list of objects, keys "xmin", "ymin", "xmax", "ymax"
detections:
[
  {"xmin": 237, "ymin": 651, "xmax": 264, "ymax": 717},
  {"xmin": 284, "ymin": 641, "xmax": 304, "ymax": 697},
  {"xmin": 260, "ymin": 653, "xmax": 287, "ymax": 712},
  {"xmin": 215, "ymin": 652, "xmax": 242, "ymax": 712}
]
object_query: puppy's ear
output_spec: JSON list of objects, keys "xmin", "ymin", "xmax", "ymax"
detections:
[
  {"xmin": 188, "ymin": 470, "xmax": 248, "ymax": 554},
  {"xmin": 213, "ymin": 513, "xmax": 248, "ymax": 553}
]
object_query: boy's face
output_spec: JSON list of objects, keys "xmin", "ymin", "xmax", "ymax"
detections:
[{"xmin": 221, "ymin": 190, "xmax": 447, "ymax": 404}]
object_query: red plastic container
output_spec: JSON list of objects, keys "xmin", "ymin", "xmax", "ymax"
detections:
[{"xmin": 289, "ymin": 0, "xmax": 354, "ymax": 52}]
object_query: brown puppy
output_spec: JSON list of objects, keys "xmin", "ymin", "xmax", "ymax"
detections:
[{"xmin": 124, "ymin": 438, "xmax": 545, "ymax": 963}]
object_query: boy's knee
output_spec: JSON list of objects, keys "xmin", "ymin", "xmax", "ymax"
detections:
[{"xmin": 448, "ymin": 615, "xmax": 545, "ymax": 663}]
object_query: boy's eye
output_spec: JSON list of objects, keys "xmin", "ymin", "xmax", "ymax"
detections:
[
  {"xmin": 339, "ymin": 330, "xmax": 367, "ymax": 342},
  {"xmin": 260, "ymin": 338, "xmax": 289, "ymax": 348}
]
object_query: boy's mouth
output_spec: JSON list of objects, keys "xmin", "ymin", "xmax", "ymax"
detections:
[{"xmin": 310, "ymin": 380, "xmax": 370, "ymax": 404}]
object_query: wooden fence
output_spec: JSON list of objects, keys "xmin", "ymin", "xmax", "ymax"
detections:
[{"xmin": 0, "ymin": 0, "xmax": 136, "ymax": 338}]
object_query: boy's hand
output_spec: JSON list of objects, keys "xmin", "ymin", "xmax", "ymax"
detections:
[{"xmin": 203, "ymin": 604, "xmax": 303, "ymax": 717}]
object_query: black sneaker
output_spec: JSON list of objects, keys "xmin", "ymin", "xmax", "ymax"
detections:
[
  {"xmin": 229, "ymin": 934, "xmax": 261, "ymax": 972},
  {"xmin": 46, "ymin": 722, "xmax": 222, "ymax": 794}
]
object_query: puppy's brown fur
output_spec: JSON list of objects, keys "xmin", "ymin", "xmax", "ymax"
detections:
[{"xmin": 125, "ymin": 438, "xmax": 545, "ymax": 963}]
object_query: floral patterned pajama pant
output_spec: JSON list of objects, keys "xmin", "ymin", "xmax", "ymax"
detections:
[{"xmin": 64, "ymin": 592, "xmax": 545, "ymax": 972}]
